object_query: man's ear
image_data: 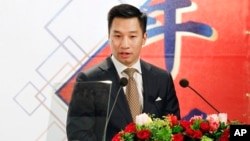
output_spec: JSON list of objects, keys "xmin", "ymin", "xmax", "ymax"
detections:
[{"xmin": 143, "ymin": 32, "xmax": 147, "ymax": 45}]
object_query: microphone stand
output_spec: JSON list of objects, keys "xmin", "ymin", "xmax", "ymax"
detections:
[
  {"xmin": 102, "ymin": 77, "xmax": 128, "ymax": 141},
  {"xmin": 188, "ymin": 85, "xmax": 220, "ymax": 113},
  {"xmin": 102, "ymin": 87, "xmax": 123, "ymax": 141}
]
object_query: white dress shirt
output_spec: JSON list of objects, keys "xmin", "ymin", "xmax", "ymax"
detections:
[{"xmin": 111, "ymin": 56, "xmax": 144, "ymax": 108}]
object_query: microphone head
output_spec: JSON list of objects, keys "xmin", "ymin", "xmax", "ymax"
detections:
[
  {"xmin": 120, "ymin": 77, "xmax": 128, "ymax": 87},
  {"xmin": 179, "ymin": 78, "xmax": 189, "ymax": 88}
]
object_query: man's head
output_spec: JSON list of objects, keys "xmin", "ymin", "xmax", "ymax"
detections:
[
  {"xmin": 107, "ymin": 4, "xmax": 148, "ymax": 67},
  {"xmin": 108, "ymin": 4, "xmax": 147, "ymax": 35}
]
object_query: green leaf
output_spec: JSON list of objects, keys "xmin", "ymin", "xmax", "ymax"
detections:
[{"xmin": 172, "ymin": 125, "xmax": 183, "ymax": 133}]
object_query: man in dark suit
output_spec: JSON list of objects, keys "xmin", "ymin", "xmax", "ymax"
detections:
[{"xmin": 66, "ymin": 3, "xmax": 180, "ymax": 141}]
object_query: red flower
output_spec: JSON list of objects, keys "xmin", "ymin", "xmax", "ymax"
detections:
[
  {"xmin": 185, "ymin": 128, "xmax": 203, "ymax": 139},
  {"xmin": 192, "ymin": 130, "xmax": 203, "ymax": 139},
  {"xmin": 124, "ymin": 122, "xmax": 136, "ymax": 133},
  {"xmin": 167, "ymin": 114, "xmax": 179, "ymax": 126},
  {"xmin": 112, "ymin": 132, "xmax": 123, "ymax": 141},
  {"xmin": 185, "ymin": 127, "xmax": 194, "ymax": 136},
  {"xmin": 199, "ymin": 121, "xmax": 210, "ymax": 133},
  {"xmin": 218, "ymin": 129, "xmax": 230, "ymax": 141},
  {"xmin": 172, "ymin": 133, "xmax": 184, "ymax": 141},
  {"xmin": 180, "ymin": 120, "xmax": 191, "ymax": 130},
  {"xmin": 136, "ymin": 129, "xmax": 151, "ymax": 140}
]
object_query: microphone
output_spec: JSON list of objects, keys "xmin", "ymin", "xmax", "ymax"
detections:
[
  {"xmin": 119, "ymin": 77, "xmax": 128, "ymax": 87},
  {"xmin": 179, "ymin": 78, "xmax": 220, "ymax": 113},
  {"xmin": 102, "ymin": 77, "xmax": 128, "ymax": 141}
]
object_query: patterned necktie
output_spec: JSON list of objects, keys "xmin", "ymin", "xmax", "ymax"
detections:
[{"xmin": 123, "ymin": 68, "xmax": 141, "ymax": 121}]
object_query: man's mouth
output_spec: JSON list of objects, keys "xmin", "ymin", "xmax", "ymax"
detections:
[
  {"xmin": 120, "ymin": 52, "xmax": 130, "ymax": 55},
  {"xmin": 119, "ymin": 52, "xmax": 131, "ymax": 58}
]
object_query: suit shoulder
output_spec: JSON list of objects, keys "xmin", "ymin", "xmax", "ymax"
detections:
[
  {"xmin": 141, "ymin": 60, "xmax": 170, "ymax": 74},
  {"xmin": 81, "ymin": 58, "xmax": 111, "ymax": 74},
  {"xmin": 76, "ymin": 57, "xmax": 115, "ymax": 81}
]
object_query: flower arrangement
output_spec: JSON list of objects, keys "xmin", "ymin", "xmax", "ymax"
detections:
[{"xmin": 112, "ymin": 113, "xmax": 241, "ymax": 141}]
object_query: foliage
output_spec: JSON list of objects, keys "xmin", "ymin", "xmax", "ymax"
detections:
[{"xmin": 112, "ymin": 113, "xmax": 241, "ymax": 141}]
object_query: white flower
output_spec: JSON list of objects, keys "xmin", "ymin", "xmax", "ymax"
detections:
[
  {"xmin": 218, "ymin": 113, "xmax": 228, "ymax": 123},
  {"xmin": 135, "ymin": 113, "xmax": 152, "ymax": 126},
  {"xmin": 206, "ymin": 113, "xmax": 228, "ymax": 123},
  {"xmin": 206, "ymin": 114, "xmax": 219, "ymax": 122}
]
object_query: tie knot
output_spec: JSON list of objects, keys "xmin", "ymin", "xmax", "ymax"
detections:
[{"xmin": 124, "ymin": 68, "xmax": 137, "ymax": 78}]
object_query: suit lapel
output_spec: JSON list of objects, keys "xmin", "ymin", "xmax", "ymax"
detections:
[
  {"xmin": 99, "ymin": 57, "xmax": 132, "ymax": 123},
  {"xmin": 140, "ymin": 60, "xmax": 158, "ymax": 113}
]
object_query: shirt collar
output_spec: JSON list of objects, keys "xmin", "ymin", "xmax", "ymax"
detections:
[{"xmin": 111, "ymin": 55, "xmax": 142, "ymax": 75}]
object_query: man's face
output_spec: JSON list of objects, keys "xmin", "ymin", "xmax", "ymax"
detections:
[{"xmin": 109, "ymin": 17, "xmax": 147, "ymax": 67}]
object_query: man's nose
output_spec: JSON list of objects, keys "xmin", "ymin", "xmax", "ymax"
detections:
[{"xmin": 120, "ymin": 37, "xmax": 129, "ymax": 48}]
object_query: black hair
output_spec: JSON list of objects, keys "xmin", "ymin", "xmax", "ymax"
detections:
[{"xmin": 107, "ymin": 4, "xmax": 147, "ymax": 34}]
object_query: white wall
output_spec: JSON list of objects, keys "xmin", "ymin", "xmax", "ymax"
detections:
[{"xmin": 0, "ymin": 0, "xmax": 143, "ymax": 140}]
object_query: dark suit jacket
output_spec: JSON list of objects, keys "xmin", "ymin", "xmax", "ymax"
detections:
[{"xmin": 66, "ymin": 56, "xmax": 180, "ymax": 141}]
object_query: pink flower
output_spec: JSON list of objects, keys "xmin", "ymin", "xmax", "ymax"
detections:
[
  {"xmin": 209, "ymin": 121, "xmax": 220, "ymax": 131},
  {"xmin": 207, "ymin": 114, "xmax": 219, "ymax": 121},
  {"xmin": 190, "ymin": 115, "xmax": 203, "ymax": 121},
  {"xmin": 206, "ymin": 114, "xmax": 220, "ymax": 131}
]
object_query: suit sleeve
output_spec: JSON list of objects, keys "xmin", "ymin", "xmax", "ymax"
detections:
[{"xmin": 164, "ymin": 72, "xmax": 181, "ymax": 119}]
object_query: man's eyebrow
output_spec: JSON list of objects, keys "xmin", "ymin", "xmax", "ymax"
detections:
[
  {"xmin": 129, "ymin": 31, "xmax": 139, "ymax": 34},
  {"xmin": 113, "ymin": 30, "xmax": 139, "ymax": 33},
  {"xmin": 112, "ymin": 30, "xmax": 121, "ymax": 33}
]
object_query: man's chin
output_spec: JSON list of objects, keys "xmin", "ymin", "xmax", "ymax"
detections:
[{"xmin": 120, "ymin": 59, "xmax": 132, "ymax": 67}]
